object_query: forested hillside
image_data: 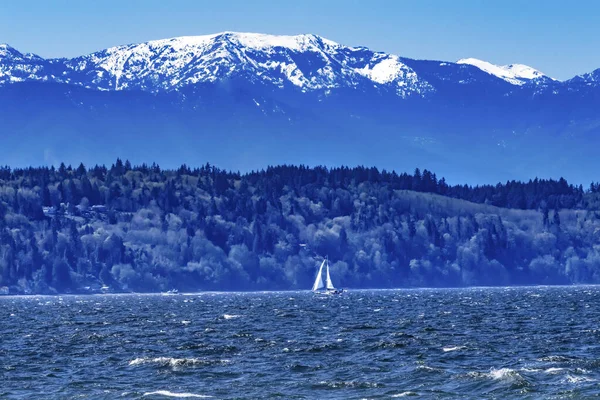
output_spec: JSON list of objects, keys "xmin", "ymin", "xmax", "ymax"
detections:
[{"xmin": 1, "ymin": 161, "xmax": 599, "ymax": 294}]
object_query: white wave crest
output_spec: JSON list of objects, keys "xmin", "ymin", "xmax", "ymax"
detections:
[
  {"xmin": 468, "ymin": 368, "xmax": 525, "ymax": 382},
  {"xmin": 143, "ymin": 390, "xmax": 212, "ymax": 398},
  {"xmin": 564, "ymin": 374, "xmax": 596, "ymax": 384},
  {"xmin": 416, "ymin": 365, "xmax": 441, "ymax": 373},
  {"xmin": 442, "ymin": 346, "xmax": 466, "ymax": 352},
  {"xmin": 537, "ymin": 355, "xmax": 572, "ymax": 363},
  {"xmin": 576, "ymin": 368, "xmax": 591, "ymax": 374},
  {"xmin": 487, "ymin": 368, "xmax": 523, "ymax": 381},
  {"xmin": 129, "ymin": 357, "xmax": 228, "ymax": 367},
  {"xmin": 223, "ymin": 314, "xmax": 240, "ymax": 319},
  {"xmin": 317, "ymin": 380, "xmax": 382, "ymax": 389}
]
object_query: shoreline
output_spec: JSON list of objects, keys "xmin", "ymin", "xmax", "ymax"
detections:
[{"xmin": 1, "ymin": 283, "xmax": 599, "ymax": 298}]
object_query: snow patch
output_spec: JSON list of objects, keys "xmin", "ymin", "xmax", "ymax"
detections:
[
  {"xmin": 357, "ymin": 56, "xmax": 407, "ymax": 84},
  {"xmin": 457, "ymin": 58, "xmax": 551, "ymax": 85},
  {"xmin": 229, "ymin": 32, "xmax": 339, "ymax": 51}
]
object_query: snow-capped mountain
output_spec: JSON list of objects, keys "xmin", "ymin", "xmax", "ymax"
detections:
[
  {"xmin": 0, "ymin": 32, "xmax": 565, "ymax": 96},
  {"xmin": 0, "ymin": 44, "xmax": 47, "ymax": 83},
  {"xmin": 1, "ymin": 32, "xmax": 600, "ymax": 184},
  {"xmin": 456, "ymin": 58, "xmax": 550, "ymax": 85},
  {"xmin": 0, "ymin": 32, "xmax": 436, "ymax": 97},
  {"xmin": 565, "ymin": 68, "xmax": 600, "ymax": 89}
]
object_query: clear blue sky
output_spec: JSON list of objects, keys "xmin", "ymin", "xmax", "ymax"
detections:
[{"xmin": 1, "ymin": 0, "xmax": 598, "ymax": 80}]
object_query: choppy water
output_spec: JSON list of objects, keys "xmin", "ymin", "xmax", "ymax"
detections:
[{"xmin": 2, "ymin": 287, "xmax": 600, "ymax": 399}]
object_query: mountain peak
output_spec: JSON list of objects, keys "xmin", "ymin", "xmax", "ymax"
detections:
[
  {"xmin": 58, "ymin": 32, "xmax": 431, "ymax": 95},
  {"xmin": 217, "ymin": 32, "xmax": 339, "ymax": 50},
  {"xmin": 566, "ymin": 67, "xmax": 600, "ymax": 87},
  {"xmin": 0, "ymin": 43, "xmax": 19, "ymax": 57},
  {"xmin": 0, "ymin": 44, "xmax": 44, "ymax": 62},
  {"xmin": 118, "ymin": 32, "xmax": 338, "ymax": 53},
  {"xmin": 457, "ymin": 58, "xmax": 550, "ymax": 85}
]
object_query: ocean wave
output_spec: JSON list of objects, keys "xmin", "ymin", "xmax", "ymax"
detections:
[
  {"xmin": 288, "ymin": 363, "xmax": 322, "ymax": 372},
  {"xmin": 222, "ymin": 314, "xmax": 240, "ymax": 320},
  {"xmin": 391, "ymin": 392, "xmax": 418, "ymax": 397},
  {"xmin": 230, "ymin": 332, "xmax": 252, "ymax": 338},
  {"xmin": 488, "ymin": 368, "xmax": 523, "ymax": 381},
  {"xmin": 342, "ymin": 324, "xmax": 378, "ymax": 331},
  {"xmin": 370, "ymin": 340, "xmax": 407, "ymax": 350},
  {"xmin": 129, "ymin": 357, "xmax": 229, "ymax": 368},
  {"xmin": 468, "ymin": 368, "xmax": 529, "ymax": 386},
  {"xmin": 416, "ymin": 364, "xmax": 442, "ymax": 373},
  {"xmin": 537, "ymin": 355, "xmax": 574, "ymax": 363},
  {"xmin": 564, "ymin": 374, "xmax": 596, "ymax": 384},
  {"xmin": 390, "ymin": 332, "xmax": 416, "ymax": 339},
  {"xmin": 288, "ymin": 342, "xmax": 344, "ymax": 353},
  {"xmin": 315, "ymin": 380, "xmax": 383, "ymax": 389},
  {"xmin": 520, "ymin": 367, "xmax": 541, "ymax": 373},
  {"xmin": 275, "ymin": 312, "xmax": 296, "ymax": 318},
  {"xmin": 86, "ymin": 333, "xmax": 105, "ymax": 341},
  {"xmin": 442, "ymin": 346, "xmax": 466, "ymax": 352},
  {"xmin": 143, "ymin": 390, "xmax": 212, "ymax": 398}
]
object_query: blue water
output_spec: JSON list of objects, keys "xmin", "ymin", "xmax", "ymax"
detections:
[{"xmin": 2, "ymin": 287, "xmax": 600, "ymax": 399}]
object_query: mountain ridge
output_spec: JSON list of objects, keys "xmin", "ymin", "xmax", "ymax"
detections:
[
  {"xmin": 0, "ymin": 32, "xmax": 568, "ymax": 94},
  {"xmin": 1, "ymin": 32, "xmax": 600, "ymax": 184}
]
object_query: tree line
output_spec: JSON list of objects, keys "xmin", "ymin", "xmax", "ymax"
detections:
[{"xmin": 0, "ymin": 160, "xmax": 598, "ymax": 294}]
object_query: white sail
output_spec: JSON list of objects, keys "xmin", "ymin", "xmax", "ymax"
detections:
[
  {"xmin": 312, "ymin": 259, "xmax": 326, "ymax": 291},
  {"xmin": 325, "ymin": 260, "xmax": 335, "ymax": 290}
]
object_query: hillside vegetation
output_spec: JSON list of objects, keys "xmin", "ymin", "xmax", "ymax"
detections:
[{"xmin": 1, "ymin": 161, "xmax": 599, "ymax": 294}]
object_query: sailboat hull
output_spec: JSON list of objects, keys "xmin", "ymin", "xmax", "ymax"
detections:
[{"xmin": 313, "ymin": 288, "xmax": 345, "ymax": 296}]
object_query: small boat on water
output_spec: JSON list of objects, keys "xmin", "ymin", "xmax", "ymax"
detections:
[{"xmin": 312, "ymin": 256, "xmax": 344, "ymax": 295}]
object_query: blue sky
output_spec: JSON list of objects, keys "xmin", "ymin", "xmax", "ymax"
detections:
[{"xmin": 1, "ymin": 0, "xmax": 598, "ymax": 80}]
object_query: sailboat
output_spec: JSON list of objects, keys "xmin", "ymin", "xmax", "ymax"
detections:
[{"xmin": 311, "ymin": 257, "xmax": 343, "ymax": 295}]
